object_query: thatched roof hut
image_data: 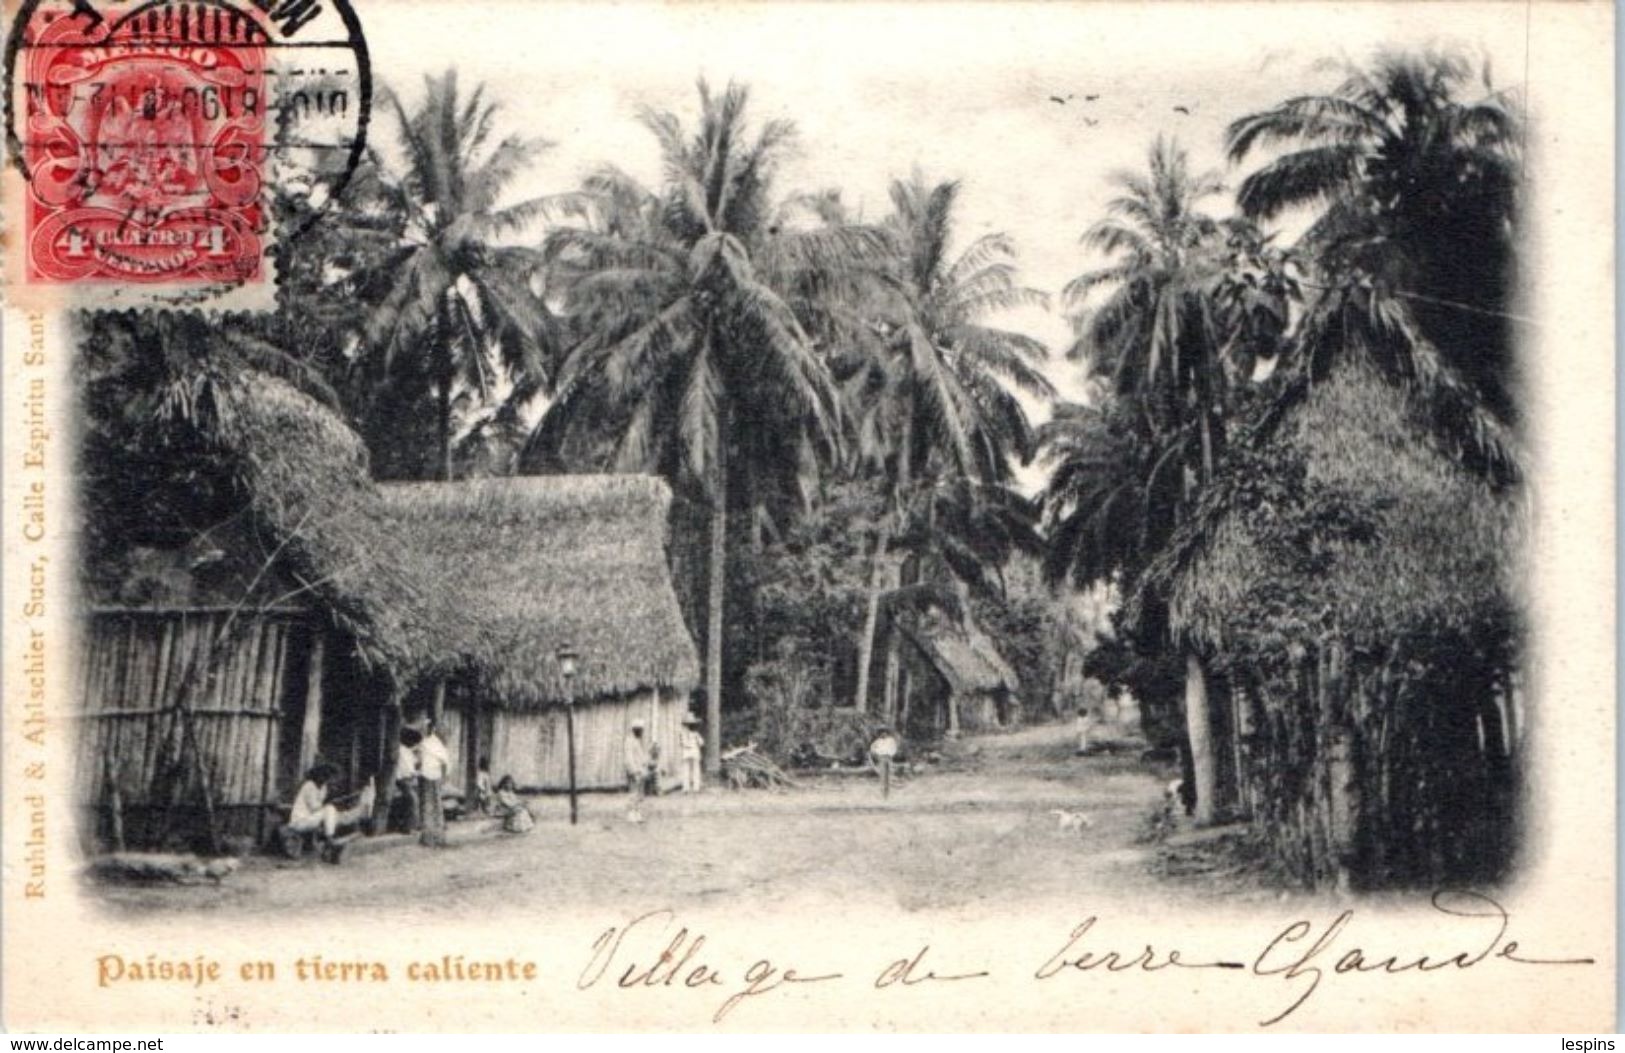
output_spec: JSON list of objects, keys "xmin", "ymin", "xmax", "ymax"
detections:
[
  {"xmin": 133, "ymin": 370, "xmax": 701, "ymax": 703},
  {"xmin": 895, "ymin": 604, "xmax": 1020, "ymax": 734},
  {"xmin": 76, "ymin": 370, "xmax": 422, "ymax": 849},
  {"xmin": 370, "ymin": 476, "xmax": 699, "ymax": 792},
  {"xmin": 1161, "ymin": 362, "xmax": 1522, "ymax": 650},
  {"xmin": 175, "ymin": 369, "xmax": 429, "ymax": 674},
  {"xmin": 1150, "ymin": 361, "xmax": 1524, "ymax": 888},
  {"xmin": 376, "ymin": 476, "xmax": 700, "ymax": 705},
  {"xmin": 900, "ymin": 618, "xmax": 1020, "ymax": 698},
  {"xmin": 77, "ymin": 369, "xmax": 703, "ymax": 842}
]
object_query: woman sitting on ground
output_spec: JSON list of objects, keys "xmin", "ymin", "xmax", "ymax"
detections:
[{"xmin": 492, "ymin": 775, "xmax": 533, "ymax": 834}]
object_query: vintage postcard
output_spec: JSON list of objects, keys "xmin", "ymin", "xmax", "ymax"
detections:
[{"xmin": 0, "ymin": 0, "xmax": 1614, "ymax": 1034}]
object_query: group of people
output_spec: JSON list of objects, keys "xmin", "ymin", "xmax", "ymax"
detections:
[
  {"xmin": 396, "ymin": 722, "xmax": 536, "ymax": 839},
  {"xmin": 287, "ymin": 711, "xmax": 708, "ymax": 860},
  {"xmin": 621, "ymin": 712, "xmax": 705, "ymax": 823},
  {"xmin": 394, "ymin": 722, "xmax": 453, "ymax": 845}
]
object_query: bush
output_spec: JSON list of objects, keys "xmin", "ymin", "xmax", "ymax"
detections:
[{"xmin": 744, "ymin": 641, "xmax": 890, "ymax": 766}]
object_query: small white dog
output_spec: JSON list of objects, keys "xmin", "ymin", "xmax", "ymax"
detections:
[{"xmin": 1050, "ymin": 809, "xmax": 1094, "ymax": 832}]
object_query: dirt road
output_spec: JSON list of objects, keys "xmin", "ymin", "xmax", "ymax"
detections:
[{"xmin": 91, "ymin": 721, "xmax": 1173, "ymax": 919}]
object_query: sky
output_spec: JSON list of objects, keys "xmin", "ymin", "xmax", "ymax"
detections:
[{"xmin": 356, "ymin": 1, "xmax": 1531, "ymax": 485}]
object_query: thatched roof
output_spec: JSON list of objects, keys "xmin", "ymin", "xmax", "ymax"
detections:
[
  {"xmin": 91, "ymin": 370, "xmax": 699, "ymax": 704},
  {"xmin": 102, "ymin": 371, "xmax": 432, "ymax": 669},
  {"xmin": 376, "ymin": 475, "xmax": 700, "ymax": 705},
  {"xmin": 899, "ymin": 610, "xmax": 1020, "ymax": 697},
  {"xmin": 1164, "ymin": 362, "xmax": 1523, "ymax": 650}
]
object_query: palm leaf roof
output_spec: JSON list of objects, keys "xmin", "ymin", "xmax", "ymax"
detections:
[
  {"xmin": 1160, "ymin": 362, "xmax": 1521, "ymax": 650},
  {"xmin": 93, "ymin": 370, "xmax": 699, "ymax": 706}
]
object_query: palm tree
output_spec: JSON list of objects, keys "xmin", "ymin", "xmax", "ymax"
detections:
[
  {"xmin": 1226, "ymin": 48, "xmax": 1522, "ymax": 479},
  {"xmin": 534, "ymin": 81, "xmax": 885, "ymax": 771},
  {"xmin": 843, "ymin": 173, "xmax": 1054, "ymax": 713},
  {"xmin": 357, "ymin": 71, "xmax": 558, "ymax": 481},
  {"xmin": 1054, "ymin": 137, "xmax": 1283, "ymax": 824},
  {"xmin": 1038, "ymin": 397, "xmax": 1178, "ymax": 591},
  {"xmin": 1064, "ymin": 136, "xmax": 1229, "ymax": 462}
]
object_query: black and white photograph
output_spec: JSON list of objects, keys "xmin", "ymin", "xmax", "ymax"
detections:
[{"xmin": 0, "ymin": 0, "xmax": 1613, "ymax": 1034}]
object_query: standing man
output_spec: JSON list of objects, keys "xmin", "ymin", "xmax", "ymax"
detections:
[
  {"xmin": 395, "ymin": 727, "xmax": 422, "ymax": 833},
  {"xmin": 679, "ymin": 713, "xmax": 704, "ymax": 793},
  {"xmin": 870, "ymin": 726, "xmax": 899, "ymax": 799},
  {"xmin": 623, "ymin": 720, "xmax": 652, "ymax": 823},
  {"xmin": 1074, "ymin": 705, "xmax": 1096, "ymax": 757},
  {"xmin": 418, "ymin": 719, "xmax": 451, "ymax": 847}
]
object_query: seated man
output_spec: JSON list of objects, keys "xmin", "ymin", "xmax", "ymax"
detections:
[{"xmin": 286, "ymin": 763, "xmax": 375, "ymax": 862}]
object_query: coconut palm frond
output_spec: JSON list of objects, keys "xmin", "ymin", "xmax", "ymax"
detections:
[{"xmin": 1235, "ymin": 144, "xmax": 1364, "ymax": 220}]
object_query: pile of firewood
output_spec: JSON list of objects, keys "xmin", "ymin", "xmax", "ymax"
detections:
[{"xmin": 720, "ymin": 743, "xmax": 799, "ymax": 791}]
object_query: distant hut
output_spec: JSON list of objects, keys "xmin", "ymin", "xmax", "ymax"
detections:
[
  {"xmin": 74, "ymin": 373, "xmax": 424, "ymax": 851},
  {"xmin": 894, "ymin": 601, "xmax": 1020, "ymax": 737},
  {"xmin": 377, "ymin": 476, "xmax": 700, "ymax": 795}
]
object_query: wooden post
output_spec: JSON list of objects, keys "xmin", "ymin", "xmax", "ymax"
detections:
[
  {"xmin": 565, "ymin": 702, "xmax": 579, "ymax": 825},
  {"xmin": 298, "ymin": 632, "xmax": 326, "ymax": 775},
  {"xmin": 258, "ymin": 623, "xmax": 284, "ymax": 846},
  {"xmin": 374, "ymin": 693, "xmax": 403, "ymax": 835},
  {"xmin": 103, "ymin": 753, "xmax": 125, "ymax": 853},
  {"xmin": 431, "ymin": 678, "xmax": 446, "ymax": 728},
  {"xmin": 466, "ymin": 696, "xmax": 481, "ymax": 798},
  {"xmin": 650, "ymin": 689, "xmax": 660, "ymax": 787}
]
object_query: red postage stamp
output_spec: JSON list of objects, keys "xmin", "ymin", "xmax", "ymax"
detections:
[
  {"xmin": 5, "ymin": 0, "xmax": 371, "ymax": 308},
  {"xmin": 17, "ymin": 6, "xmax": 268, "ymax": 289}
]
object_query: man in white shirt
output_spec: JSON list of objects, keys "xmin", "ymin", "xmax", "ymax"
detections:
[
  {"xmin": 395, "ymin": 728, "xmax": 421, "ymax": 833},
  {"xmin": 289, "ymin": 765, "xmax": 341, "ymax": 839},
  {"xmin": 417, "ymin": 721, "xmax": 451, "ymax": 847},
  {"xmin": 287, "ymin": 763, "xmax": 374, "ymax": 862},
  {"xmin": 870, "ymin": 727, "xmax": 900, "ymax": 798},
  {"xmin": 679, "ymin": 713, "xmax": 703, "ymax": 793}
]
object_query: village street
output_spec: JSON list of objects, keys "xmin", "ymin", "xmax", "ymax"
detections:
[{"xmin": 91, "ymin": 723, "xmax": 1180, "ymax": 919}]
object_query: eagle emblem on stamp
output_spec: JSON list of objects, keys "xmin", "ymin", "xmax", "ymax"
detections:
[{"xmin": 5, "ymin": 0, "xmax": 370, "ymax": 308}]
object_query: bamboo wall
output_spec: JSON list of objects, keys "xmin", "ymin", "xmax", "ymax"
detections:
[
  {"xmin": 75, "ymin": 610, "xmax": 306, "ymax": 847},
  {"xmin": 486, "ymin": 690, "xmax": 682, "ymax": 791},
  {"xmin": 1235, "ymin": 639, "xmax": 1522, "ymax": 890}
]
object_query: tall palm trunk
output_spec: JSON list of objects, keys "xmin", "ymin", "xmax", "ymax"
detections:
[
  {"xmin": 1183, "ymin": 409, "xmax": 1228, "ymax": 823},
  {"xmin": 855, "ymin": 393, "xmax": 913, "ymax": 715},
  {"xmin": 882, "ymin": 564, "xmax": 904, "ymax": 719},
  {"xmin": 703, "ymin": 407, "xmax": 728, "ymax": 775},
  {"xmin": 435, "ymin": 304, "xmax": 455, "ymax": 482},
  {"xmin": 854, "ymin": 529, "xmax": 889, "ymax": 712},
  {"xmin": 882, "ymin": 401, "xmax": 913, "ymax": 721},
  {"xmin": 436, "ymin": 373, "xmax": 454, "ymax": 482},
  {"xmin": 1185, "ymin": 651, "xmax": 1219, "ymax": 825}
]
